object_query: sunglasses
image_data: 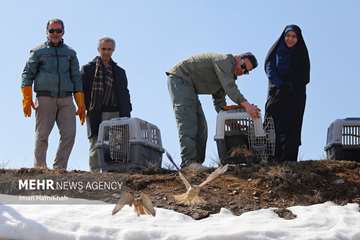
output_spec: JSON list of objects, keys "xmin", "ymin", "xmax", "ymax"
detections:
[
  {"xmin": 240, "ymin": 62, "xmax": 249, "ymax": 75},
  {"xmin": 101, "ymin": 48, "xmax": 113, "ymax": 51},
  {"xmin": 48, "ymin": 28, "xmax": 63, "ymax": 34}
]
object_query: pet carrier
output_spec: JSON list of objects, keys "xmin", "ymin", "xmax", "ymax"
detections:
[
  {"xmin": 214, "ymin": 109, "xmax": 275, "ymax": 165},
  {"xmin": 324, "ymin": 118, "xmax": 360, "ymax": 161},
  {"xmin": 95, "ymin": 117, "xmax": 164, "ymax": 171}
]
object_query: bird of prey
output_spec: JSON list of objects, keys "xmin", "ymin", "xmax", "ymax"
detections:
[
  {"xmin": 112, "ymin": 191, "xmax": 156, "ymax": 216},
  {"xmin": 174, "ymin": 164, "xmax": 229, "ymax": 206}
]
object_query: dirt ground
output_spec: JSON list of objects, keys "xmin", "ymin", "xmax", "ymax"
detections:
[{"xmin": 0, "ymin": 160, "xmax": 359, "ymax": 220}]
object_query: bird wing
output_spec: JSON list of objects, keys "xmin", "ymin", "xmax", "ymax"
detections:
[
  {"xmin": 140, "ymin": 192, "xmax": 156, "ymax": 216},
  {"xmin": 179, "ymin": 171, "xmax": 193, "ymax": 190},
  {"xmin": 112, "ymin": 191, "xmax": 134, "ymax": 215},
  {"xmin": 199, "ymin": 164, "xmax": 229, "ymax": 188}
]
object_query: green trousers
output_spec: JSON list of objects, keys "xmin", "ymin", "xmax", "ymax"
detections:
[{"xmin": 167, "ymin": 75, "xmax": 208, "ymax": 168}]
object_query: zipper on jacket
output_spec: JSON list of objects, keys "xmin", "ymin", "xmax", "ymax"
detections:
[{"xmin": 55, "ymin": 47, "xmax": 61, "ymax": 97}]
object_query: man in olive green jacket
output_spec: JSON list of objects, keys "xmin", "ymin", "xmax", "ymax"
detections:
[
  {"xmin": 166, "ymin": 52, "xmax": 260, "ymax": 168},
  {"xmin": 21, "ymin": 19, "xmax": 85, "ymax": 170}
]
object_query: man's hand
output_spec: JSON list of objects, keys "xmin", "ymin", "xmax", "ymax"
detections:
[{"xmin": 240, "ymin": 101, "xmax": 260, "ymax": 119}]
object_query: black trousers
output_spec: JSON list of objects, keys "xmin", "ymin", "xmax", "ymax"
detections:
[{"xmin": 265, "ymin": 88, "xmax": 306, "ymax": 162}]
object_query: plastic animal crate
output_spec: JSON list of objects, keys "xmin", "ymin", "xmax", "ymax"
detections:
[
  {"xmin": 95, "ymin": 117, "xmax": 164, "ymax": 171},
  {"xmin": 214, "ymin": 109, "xmax": 275, "ymax": 165},
  {"xmin": 324, "ymin": 118, "xmax": 360, "ymax": 161}
]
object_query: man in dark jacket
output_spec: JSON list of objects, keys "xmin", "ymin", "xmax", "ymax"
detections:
[
  {"xmin": 21, "ymin": 19, "xmax": 85, "ymax": 170},
  {"xmin": 81, "ymin": 37, "xmax": 132, "ymax": 172}
]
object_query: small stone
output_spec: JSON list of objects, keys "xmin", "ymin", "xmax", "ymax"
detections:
[{"xmin": 229, "ymin": 190, "xmax": 239, "ymax": 196}]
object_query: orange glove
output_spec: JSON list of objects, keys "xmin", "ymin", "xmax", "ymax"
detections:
[
  {"xmin": 21, "ymin": 86, "xmax": 35, "ymax": 117},
  {"xmin": 74, "ymin": 92, "xmax": 86, "ymax": 125}
]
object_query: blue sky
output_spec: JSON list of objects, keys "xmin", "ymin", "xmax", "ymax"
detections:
[{"xmin": 0, "ymin": 0, "xmax": 359, "ymax": 170}]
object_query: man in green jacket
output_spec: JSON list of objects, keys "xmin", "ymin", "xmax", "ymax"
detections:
[
  {"xmin": 166, "ymin": 52, "xmax": 260, "ymax": 168},
  {"xmin": 21, "ymin": 19, "xmax": 85, "ymax": 170}
]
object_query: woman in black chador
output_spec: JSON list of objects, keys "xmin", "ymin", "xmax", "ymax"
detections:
[{"xmin": 264, "ymin": 25, "xmax": 310, "ymax": 162}]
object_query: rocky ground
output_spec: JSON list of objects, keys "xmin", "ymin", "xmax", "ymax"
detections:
[{"xmin": 0, "ymin": 160, "xmax": 360, "ymax": 220}]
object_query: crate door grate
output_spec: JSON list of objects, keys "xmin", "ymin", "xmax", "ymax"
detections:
[
  {"xmin": 342, "ymin": 125, "xmax": 360, "ymax": 146},
  {"xmin": 224, "ymin": 117, "xmax": 276, "ymax": 162},
  {"xmin": 109, "ymin": 125, "xmax": 130, "ymax": 162},
  {"xmin": 224, "ymin": 119, "xmax": 251, "ymax": 155}
]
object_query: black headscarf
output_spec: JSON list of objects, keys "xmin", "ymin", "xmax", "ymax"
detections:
[{"xmin": 265, "ymin": 25, "xmax": 310, "ymax": 88}]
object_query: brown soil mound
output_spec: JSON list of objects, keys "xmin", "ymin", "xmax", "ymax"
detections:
[{"xmin": 0, "ymin": 160, "xmax": 359, "ymax": 220}]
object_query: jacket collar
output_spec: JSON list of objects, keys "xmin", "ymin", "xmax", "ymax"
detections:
[{"xmin": 46, "ymin": 39, "xmax": 64, "ymax": 48}]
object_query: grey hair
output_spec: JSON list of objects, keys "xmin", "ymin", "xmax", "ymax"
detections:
[
  {"xmin": 98, "ymin": 37, "xmax": 116, "ymax": 50},
  {"xmin": 46, "ymin": 18, "xmax": 65, "ymax": 31}
]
